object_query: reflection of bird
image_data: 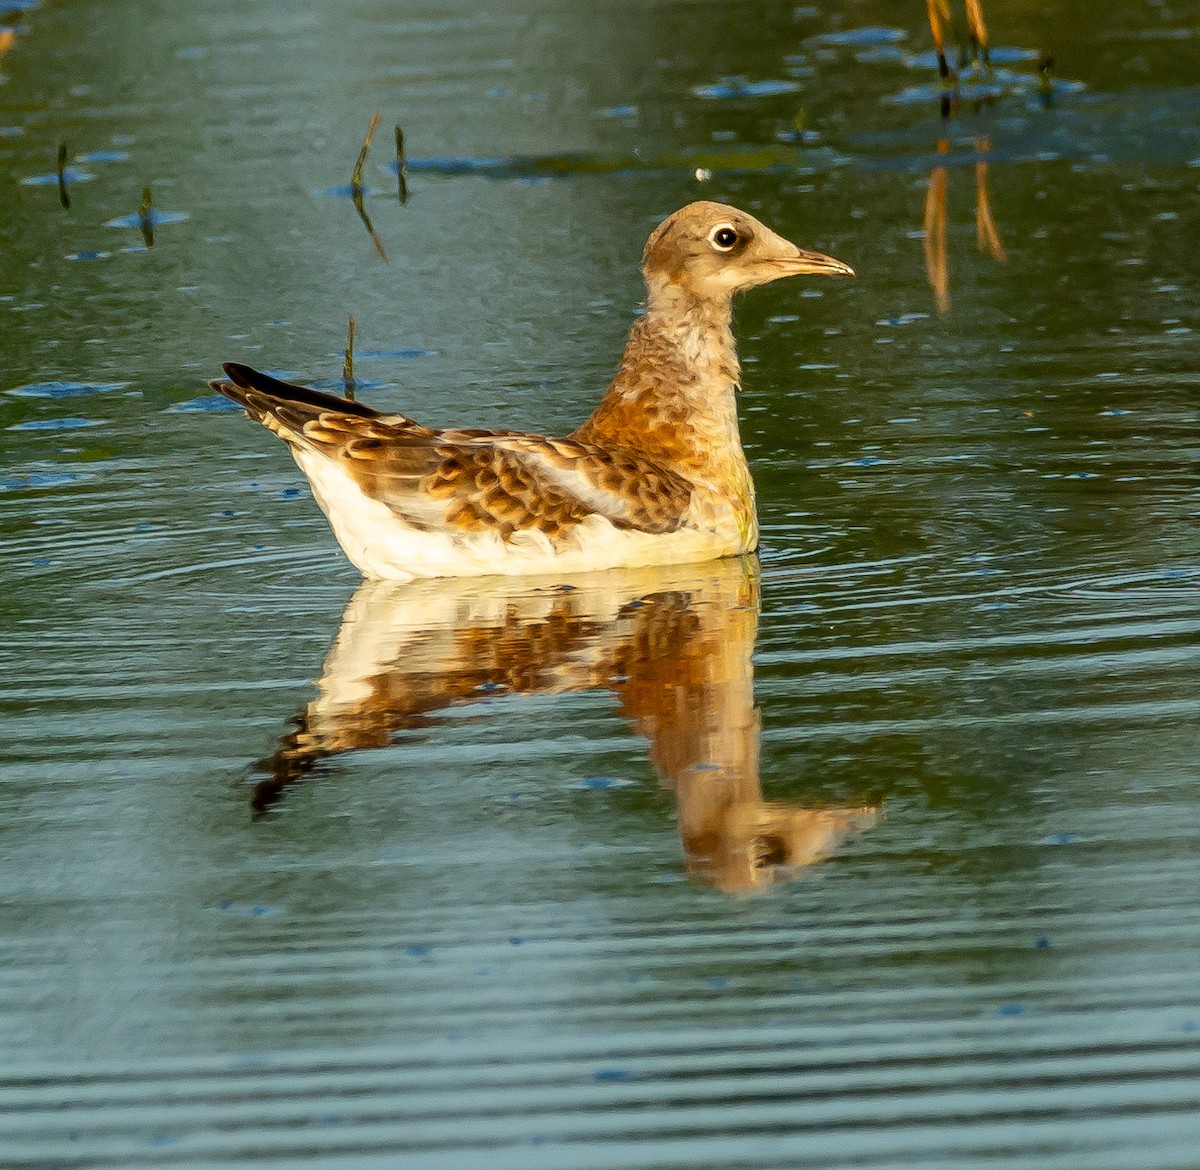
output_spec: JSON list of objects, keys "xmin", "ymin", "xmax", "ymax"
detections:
[
  {"xmin": 212, "ymin": 202, "xmax": 852, "ymax": 580},
  {"xmin": 252, "ymin": 558, "xmax": 879, "ymax": 894}
]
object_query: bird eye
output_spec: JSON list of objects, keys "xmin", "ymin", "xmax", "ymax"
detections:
[{"xmin": 708, "ymin": 224, "xmax": 739, "ymax": 252}]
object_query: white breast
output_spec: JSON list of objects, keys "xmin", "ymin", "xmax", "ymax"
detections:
[{"xmin": 292, "ymin": 449, "xmax": 744, "ymax": 580}]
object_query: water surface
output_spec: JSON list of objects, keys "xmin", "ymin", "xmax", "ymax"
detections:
[{"xmin": 2, "ymin": 0, "xmax": 1199, "ymax": 1166}]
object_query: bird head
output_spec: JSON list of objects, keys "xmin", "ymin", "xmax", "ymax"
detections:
[{"xmin": 641, "ymin": 200, "xmax": 853, "ymax": 307}]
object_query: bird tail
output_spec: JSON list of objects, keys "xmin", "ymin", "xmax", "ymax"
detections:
[{"xmin": 210, "ymin": 362, "xmax": 381, "ymax": 422}]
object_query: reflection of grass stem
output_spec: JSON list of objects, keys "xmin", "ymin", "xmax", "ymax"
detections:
[
  {"xmin": 56, "ymin": 142, "xmax": 70, "ymax": 209},
  {"xmin": 343, "ymin": 315, "xmax": 357, "ymax": 400},
  {"xmin": 923, "ymin": 141, "xmax": 951, "ymax": 316},
  {"xmin": 395, "ymin": 126, "xmax": 408, "ymax": 204},
  {"xmin": 352, "ymin": 189, "xmax": 389, "ymax": 262},
  {"xmin": 138, "ymin": 186, "xmax": 154, "ymax": 248}
]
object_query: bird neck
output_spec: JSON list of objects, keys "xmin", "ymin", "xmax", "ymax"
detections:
[{"xmin": 573, "ymin": 287, "xmax": 748, "ymax": 489}]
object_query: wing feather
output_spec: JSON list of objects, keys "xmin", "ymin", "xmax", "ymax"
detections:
[{"xmin": 210, "ymin": 364, "xmax": 693, "ymax": 542}]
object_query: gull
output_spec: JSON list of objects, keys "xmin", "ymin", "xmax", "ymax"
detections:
[{"xmin": 211, "ymin": 200, "xmax": 853, "ymax": 580}]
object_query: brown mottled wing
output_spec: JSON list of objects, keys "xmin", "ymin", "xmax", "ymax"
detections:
[
  {"xmin": 311, "ymin": 420, "xmax": 694, "ymax": 539},
  {"xmin": 210, "ymin": 363, "xmax": 693, "ymax": 539}
]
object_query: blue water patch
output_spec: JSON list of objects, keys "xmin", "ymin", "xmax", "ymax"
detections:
[
  {"xmin": 905, "ymin": 46, "xmax": 1041, "ymax": 69},
  {"xmin": 810, "ymin": 26, "xmax": 907, "ymax": 46},
  {"xmin": 593, "ymin": 1068, "xmax": 638, "ymax": 1084},
  {"xmin": 885, "ymin": 70, "xmax": 1085, "ymax": 105},
  {"xmin": 886, "ymin": 81, "xmax": 1004, "ymax": 106},
  {"xmin": 394, "ymin": 155, "xmax": 533, "ymax": 177},
  {"xmin": 569, "ymin": 776, "xmax": 634, "ymax": 790},
  {"xmin": 164, "ymin": 394, "xmax": 241, "ymax": 413},
  {"xmin": 308, "ymin": 377, "xmax": 389, "ymax": 393},
  {"xmin": 6, "ymin": 417, "xmax": 105, "ymax": 431},
  {"xmin": 692, "ymin": 77, "xmax": 801, "ymax": 99},
  {"xmin": 0, "ymin": 0, "xmax": 39, "ymax": 11},
  {"xmin": 854, "ymin": 46, "xmax": 907, "ymax": 64},
  {"xmin": 103, "ymin": 209, "xmax": 189, "ymax": 228},
  {"xmin": 317, "ymin": 184, "xmax": 389, "ymax": 199},
  {"xmin": 6, "ymin": 380, "xmax": 128, "ymax": 398},
  {"xmin": 356, "ymin": 348, "xmax": 436, "ymax": 360},
  {"xmin": 0, "ymin": 471, "xmax": 81, "ymax": 491},
  {"xmin": 64, "ymin": 250, "xmax": 112, "ymax": 262},
  {"xmin": 213, "ymin": 901, "xmax": 278, "ymax": 916},
  {"xmin": 21, "ymin": 167, "xmax": 94, "ymax": 186},
  {"xmin": 74, "ymin": 149, "xmax": 129, "ymax": 163}
]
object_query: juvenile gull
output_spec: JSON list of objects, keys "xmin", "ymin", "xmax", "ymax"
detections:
[{"xmin": 211, "ymin": 201, "xmax": 853, "ymax": 580}]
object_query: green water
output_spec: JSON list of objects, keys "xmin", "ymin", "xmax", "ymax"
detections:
[{"xmin": 2, "ymin": 1, "xmax": 1199, "ymax": 1166}]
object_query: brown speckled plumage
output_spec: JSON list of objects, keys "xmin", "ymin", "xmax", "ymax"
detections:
[{"xmin": 211, "ymin": 201, "xmax": 852, "ymax": 579}]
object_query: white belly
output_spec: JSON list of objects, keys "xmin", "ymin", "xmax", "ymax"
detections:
[{"xmin": 293, "ymin": 450, "xmax": 743, "ymax": 581}]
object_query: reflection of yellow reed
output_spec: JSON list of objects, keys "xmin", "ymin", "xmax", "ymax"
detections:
[
  {"xmin": 927, "ymin": 0, "xmax": 992, "ymax": 92},
  {"xmin": 0, "ymin": 28, "xmax": 15, "ymax": 60},
  {"xmin": 925, "ymin": 0, "xmax": 952, "ymax": 82},
  {"xmin": 965, "ymin": 0, "xmax": 989, "ymax": 52},
  {"xmin": 923, "ymin": 140, "xmax": 951, "ymax": 315},
  {"xmin": 974, "ymin": 137, "xmax": 1007, "ymax": 262}
]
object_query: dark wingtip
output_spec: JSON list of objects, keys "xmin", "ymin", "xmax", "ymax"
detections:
[
  {"xmin": 210, "ymin": 361, "xmax": 379, "ymax": 418},
  {"xmin": 222, "ymin": 361, "xmax": 256, "ymax": 388}
]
